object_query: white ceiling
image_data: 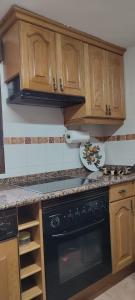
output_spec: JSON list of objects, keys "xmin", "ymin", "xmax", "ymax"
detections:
[{"xmin": 1, "ymin": 0, "xmax": 135, "ymax": 48}]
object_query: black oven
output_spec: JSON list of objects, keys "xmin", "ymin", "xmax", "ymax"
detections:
[{"xmin": 42, "ymin": 187, "xmax": 112, "ymax": 300}]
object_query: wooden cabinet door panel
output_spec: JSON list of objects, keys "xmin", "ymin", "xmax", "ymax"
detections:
[
  {"xmin": 110, "ymin": 198, "xmax": 133, "ymax": 273},
  {"xmin": 107, "ymin": 52, "xmax": 125, "ymax": 119},
  {"xmin": 20, "ymin": 22, "xmax": 56, "ymax": 92},
  {"xmin": 57, "ymin": 34, "xmax": 84, "ymax": 96},
  {"xmin": 87, "ymin": 45, "xmax": 107, "ymax": 117},
  {"xmin": 0, "ymin": 256, "xmax": 9, "ymax": 300},
  {"xmin": 0, "ymin": 238, "xmax": 20, "ymax": 300}
]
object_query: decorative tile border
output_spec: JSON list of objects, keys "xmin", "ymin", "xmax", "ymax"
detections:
[
  {"xmin": 3, "ymin": 134, "xmax": 135, "ymax": 145},
  {"xmin": 96, "ymin": 134, "xmax": 135, "ymax": 142},
  {"xmin": 4, "ymin": 136, "xmax": 66, "ymax": 144}
]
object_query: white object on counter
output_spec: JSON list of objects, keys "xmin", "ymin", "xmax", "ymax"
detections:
[{"xmin": 65, "ymin": 129, "xmax": 90, "ymax": 144}]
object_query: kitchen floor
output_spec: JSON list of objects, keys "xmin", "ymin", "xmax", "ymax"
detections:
[{"xmin": 94, "ymin": 273, "xmax": 135, "ymax": 300}]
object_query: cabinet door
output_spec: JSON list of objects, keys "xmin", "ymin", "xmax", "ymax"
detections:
[
  {"xmin": 107, "ymin": 52, "xmax": 125, "ymax": 119},
  {"xmin": 86, "ymin": 45, "xmax": 107, "ymax": 117},
  {"xmin": 56, "ymin": 34, "xmax": 84, "ymax": 96},
  {"xmin": 0, "ymin": 238, "xmax": 20, "ymax": 300},
  {"xmin": 20, "ymin": 22, "xmax": 56, "ymax": 92},
  {"xmin": 110, "ymin": 198, "xmax": 133, "ymax": 273}
]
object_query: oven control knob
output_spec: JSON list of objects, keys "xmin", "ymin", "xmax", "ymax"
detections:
[{"xmin": 50, "ymin": 216, "xmax": 60, "ymax": 228}]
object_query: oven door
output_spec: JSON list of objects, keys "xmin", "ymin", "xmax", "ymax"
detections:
[{"xmin": 44, "ymin": 217, "xmax": 112, "ymax": 300}]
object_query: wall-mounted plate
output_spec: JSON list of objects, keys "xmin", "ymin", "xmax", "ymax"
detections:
[{"xmin": 80, "ymin": 142, "xmax": 105, "ymax": 172}]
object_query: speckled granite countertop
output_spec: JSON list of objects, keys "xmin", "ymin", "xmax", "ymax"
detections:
[{"xmin": 1, "ymin": 170, "xmax": 135, "ymax": 210}]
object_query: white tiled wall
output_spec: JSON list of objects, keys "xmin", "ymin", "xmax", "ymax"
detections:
[
  {"xmin": 0, "ymin": 63, "xmax": 105, "ymax": 178},
  {"xmin": 0, "ymin": 63, "xmax": 84, "ymax": 178},
  {"xmin": 105, "ymin": 46, "xmax": 135, "ymax": 166}
]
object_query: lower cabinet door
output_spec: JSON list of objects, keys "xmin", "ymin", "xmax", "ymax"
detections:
[
  {"xmin": 110, "ymin": 197, "xmax": 133, "ymax": 273},
  {"xmin": 0, "ymin": 238, "xmax": 20, "ymax": 300}
]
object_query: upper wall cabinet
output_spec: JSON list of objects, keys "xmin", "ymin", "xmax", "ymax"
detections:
[
  {"xmin": 3, "ymin": 21, "xmax": 85, "ymax": 97},
  {"xmin": 56, "ymin": 35, "xmax": 84, "ymax": 96},
  {"xmin": 87, "ymin": 45, "xmax": 107, "ymax": 118},
  {"xmin": 20, "ymin": 23, "xmax": 57, "ymax": 93},
  {"xmin": 0, "ymin": 6, "xmax": 126, "ymax": 124},
  {"xmin": 64, "ymin": 44, "xmax": 125, "ymax": 124},
  {"xmin": 87, "ymin": 45, "xmax": 125, "ymax": 119},
  {"xmin": 107, "ymin": 52, "xmax": 125, "ymax": 119}
]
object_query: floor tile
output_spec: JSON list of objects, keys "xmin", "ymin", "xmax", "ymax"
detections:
[{"xmin": 94, "ymin": 273, "xmax": 135, "ymax": 300}]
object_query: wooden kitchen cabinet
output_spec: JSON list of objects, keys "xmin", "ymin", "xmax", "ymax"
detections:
[
  {"xmin": 0, "ymin": 5, "xmax": 126, "ymax": 124},
  {"xmin": 86, "ymin": 45, "xmax": 125, "ymax": 119},
  {"xmin": 0, "ymin": 238, "xmax": 20, "ymax": 300},
  {"xmin": 2, "ymin": 20, "xmax": 85, "ymax": 97},
  {"xmin": 109, "ymin": 182, "xmax": 133, "ymax": 202},
  {"xmin": 109, "ymin": 197, "xmax": 134, "ymax": 273},
  {"xmin": 107, "ymin": 52, "xmax": 125, "ymax": 119},
  {"xmin": 20, "ymin": 22, "xmax": 57, "ymax": 93},
  {"xmin": 56, "ymin": 34, "xmax": 84, "ymax": 96},
  {"xmin": 86, "ymin": 45, "xmax": 107, "ymax": 117},
  {"xmin": 64, "ymin": 44, "xmax": 125, "ymax": 124}
]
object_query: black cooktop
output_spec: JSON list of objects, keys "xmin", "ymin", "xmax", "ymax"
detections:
[{"xmin": 21, "ymin": 175, "xmax": 96, "ymax": 194}]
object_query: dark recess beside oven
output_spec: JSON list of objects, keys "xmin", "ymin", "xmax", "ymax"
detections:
[{"xmin": 42, "ymin": 187, "xmax": 112, "ymax": 300}]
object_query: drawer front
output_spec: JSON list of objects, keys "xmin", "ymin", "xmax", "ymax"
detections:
[{"xmin": 109, "ymin": 182, "xmax": 133, "ymax": 202}]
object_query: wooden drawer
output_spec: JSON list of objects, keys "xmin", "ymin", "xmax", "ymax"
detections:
[{"xmin": 109, "ymin": 182, "xmax": 133, "ymax": 202}]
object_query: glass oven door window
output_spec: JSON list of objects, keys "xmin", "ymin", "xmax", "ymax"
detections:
[{"xmin": 58, "ymin": 227, "xmax": 103, "ymax": 284}]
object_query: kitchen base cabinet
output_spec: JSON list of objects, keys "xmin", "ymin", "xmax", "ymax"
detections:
[
  {"xmin": 18, "ymin": 203, "xmax": 46, "ymax": 300},
  {"xmin": 110, "ymin": 197, "xmax": 134, "ymax": 273},
  {"xmin": 0, "ymin": 238, "xmax": 20, "ymax": 300}
]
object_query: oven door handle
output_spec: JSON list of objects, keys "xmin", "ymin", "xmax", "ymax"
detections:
[{"xmin": 51, "ymin": 218, "xmax": 105, "ymax": 239}]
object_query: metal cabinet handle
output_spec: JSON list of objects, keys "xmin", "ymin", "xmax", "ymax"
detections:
[
  {"xmin": 118, "ymin": 189, "xmax": 127, "ymax": 194},
  {"xmin": 59, "ymin": 78, "xmax": 64, "ymax": 92},
  {"xmin": 108, "ymin": 105, "xmax": 111, "ymax": 115},
  {"xmin": 53, "ymin": 77, "xmax": 58, "ymax": 91},
  {"xmin": 106, "ymin": 105, "xmax": 108, "ymax": 115}
]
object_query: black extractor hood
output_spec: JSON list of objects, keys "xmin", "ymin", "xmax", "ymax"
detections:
[{"xmin": 6, "ymin": 76, "xmax": 85, "ymax": 108}]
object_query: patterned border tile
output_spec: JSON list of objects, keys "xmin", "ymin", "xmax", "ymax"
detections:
[
  {"xmin": 3, "ymin": 134, "xmax": 135, "ymax": 145},
  {"xmin": 4, "ymin": 136, "xmax": 66, "ymax": 144},
  {"xmin": 96, "ymin": 134, "xmax": 135, "ymax": 142}
]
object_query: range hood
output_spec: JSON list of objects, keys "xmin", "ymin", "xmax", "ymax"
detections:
[{"xmin": 6, "ymin": 76, "xmax": 85, "ymax": 108}]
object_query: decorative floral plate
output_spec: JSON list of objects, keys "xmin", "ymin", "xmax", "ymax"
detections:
[{"xmin": 80, "ymin": 142, "xmax": 105, "ymax": 172}]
